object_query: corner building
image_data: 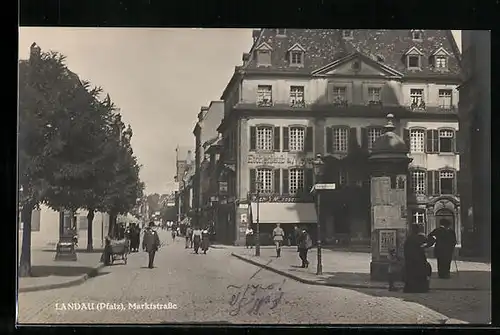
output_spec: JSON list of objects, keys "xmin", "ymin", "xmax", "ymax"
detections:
[{"xmin": 218, "ymin": 29, "xmax": 462, "ymax": 246}]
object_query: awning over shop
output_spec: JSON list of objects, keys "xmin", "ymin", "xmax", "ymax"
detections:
[{"xmin": 250, "ymin": 203, "xmax": 317, "ymax": 224}]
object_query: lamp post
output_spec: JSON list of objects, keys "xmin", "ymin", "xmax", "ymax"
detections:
[
  {"xmin": 312, "ymin": 153, "xmax": 325, "ymax": 275},
  {"xmin": 255, "ymin": 180, "xmax": 262, "ymax": 257}
]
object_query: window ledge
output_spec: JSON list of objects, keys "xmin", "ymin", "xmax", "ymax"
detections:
[
  {"xmin": 253, "ymin": 150, "xmax": 276, "ymax": 154},
  {"xmin": 437, "ymin": 152, "xmax": 456, "ymax": 156}
]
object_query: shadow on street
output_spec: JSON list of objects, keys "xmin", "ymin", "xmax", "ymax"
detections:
[{"xmin": 30, "ymin": 265, "xmax": 99, "ymax": 277}]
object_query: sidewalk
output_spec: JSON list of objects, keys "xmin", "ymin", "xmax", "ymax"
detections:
[
  {"xmin": 232, "ymin": 246, "xmax": 491, "ymax": 291},
  {"xmin": 18, "ymin": 237, "xmax": 104, "ymax": 293}
]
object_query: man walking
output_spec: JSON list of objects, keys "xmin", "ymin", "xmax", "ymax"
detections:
[
  {"xmin": 272, "ymin": 223, "xmax": 285, "ymax": 258},
  {"xmin": 185, "ymin": 225, "xmax": 193, "ymax": 249},
  {"xmin": 428, "ymin": 218, "xmax": 457, "ymax": 279},
  {"xmin": 142, "ymin": 221, "xmax": 161, "ymax": 269}
]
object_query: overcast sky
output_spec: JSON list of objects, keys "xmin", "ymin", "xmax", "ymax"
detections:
[{"xmin": 19, "ymin": 28, "xmax": 461, "ymax": 195}]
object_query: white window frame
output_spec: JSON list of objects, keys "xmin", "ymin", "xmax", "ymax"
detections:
[
  {"xmin": 257, "ymin": 50, "xmax": 271, "ymax": 66},
  {"xmin": 439, "ymin": 170, "xmax": 455, "ymax": 194},
  {"xmin": 410, "ymin": 88, "xmax": 424, "ymax": 107},
  {"xmin": 367, "ymin": 87, "xmax": 381, "ymax": 102},
  {"xmin": 290, "ymin": 86, "xmax": 305, "ymax": 106},
  {"xmin": 438, "ymin": 129, "xmax": 455, "ymax": 153},
  {"xmin": 289, "ymin": 127, "xmax": 305, "ymax": 152},
  {"xmin": 411, "ymin": 170, "xmax": 426, "ymax": 195},
  {"xmin": 368, "ymin": 127, "xmax": 384, "ymax": 150},
  {"xmin": 290, "ymin": 51, "xmax": 304, "ymax": 66},
  {"xmin": 289, "ymin": 168, "xmax": 305, "ymax": 195},
  {"xmin": 435, "ymin": 55, "xmax": 447, "ymax": 69},
  {"xmin": 412, "ymin": 30, "xmax": 423, "ymax": 41},
  {"xmin": 256, "ymin": 126, "xmax": 274, "ymax": 151},
  {"xmin": 332, "ymin": 86, "xmax": 347, "ymax": 102},
  {"xmin": 412, "ymin": 210, "xmax": 426, "ymax": 224},
  {"xmin": 332, "ymin": 127, "xmax": 348, "ymax": 153},
  {"xmin": 410, "ymin": 128, "xmax": 425, "ymax": 153},
  {"xmin": 438, "ymin": 89, "xmax": 453, "ymax": 109},
  {"xmin": 256, "ymin": 169, "xmax": 274, "ymax": 194},
  {"xmin": 257, "ymin": 85, "xmax": 273, "ymax": 106}
]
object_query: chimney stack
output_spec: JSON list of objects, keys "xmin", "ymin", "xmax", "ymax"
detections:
[
  {"xmin": 29, "ymin": 42, "xmax": 41, "ymax": 60},
  {"xmin": 252, "ymin": 29, "xmax": 260, "ymax": 43}
]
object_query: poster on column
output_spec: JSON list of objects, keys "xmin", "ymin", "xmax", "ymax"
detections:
[{"xmin": 373, "ymin": 205, "xmax": 404, "ymax": 229}]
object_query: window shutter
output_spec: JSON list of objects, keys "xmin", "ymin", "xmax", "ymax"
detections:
[
  {"xmin": 250, "ymin": 169, "xmax": 256, "ymax": 193},
  {"xmin": 453, "ymin": 130, "xmax": 458, "ymax": 153},
  {"xmin": 305, "ymin": 126, "xmax": 313, "ymax": 152},
  {"xmin": 305, "ymin": 168, "xmax": 314, "ymax": 193},
  {"xmin": 250, "ymin": 127, "xmax": 256, "ymax": 151},
  {"xmin": 349, "ymin": 127, "xmax": 358, "ymax": 153},
  {"xmin": 425, "ymin": 129, "xmax": 433, "ymax": 153},
  {"xmin": 453, "ymin": 170, "xmax": 459, "ymax": 195},
  {"xmin": 274, "ymin": 169, "xmax": 281, "ymax": 193},
  {"xmin": 326, "ymin": 127, "xmax": 333, "ymax": 153},
  {"xmin": 283, "ymin": 127, "xmax": 289, "ymax": 151},
  {"xmin": 407, "ymin": 171, "xmax": 413, "ymax": 195},
  {"xmin": 403, "ymin": 128, "xmax": 410, "ymax": 151},
  {"xmin": 282, "ymin": 169, "xmax": 289, "ymax": 194},
  {"xmin": 274, "ymin": 127, "xmax": 281, "ymax": 152},
  {"xmin": 432, "ymin": 170, "xmax": 440, "ymax": 195},
  {"xmin": 426, "ymin": 170, "xmax": 433, "ymax": 195},
  {"xmin": 361, "ymin": 127, "xmax": 368, "ymax": 150},
  {"xmin": 432, "ymin": 130, "xmax": 439, "ymax": 153}
]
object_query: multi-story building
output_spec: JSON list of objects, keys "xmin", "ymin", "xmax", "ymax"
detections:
[
  {"xmin": 216, "ymin": 29, "xmax": 462, "ymax": 246},
  {"xmin": 457, "ymin": 31, "xmax": 491, "ymax": 259},
  {"xmin": 175, "ymin": 147, "xmax": 193, "ymax": 222}
]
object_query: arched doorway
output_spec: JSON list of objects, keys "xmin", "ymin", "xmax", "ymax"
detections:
[{"xmin": 435, "ymin": 208, "xmax": 455, "ymax": 231}]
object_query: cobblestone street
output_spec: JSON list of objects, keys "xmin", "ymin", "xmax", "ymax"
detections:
[{"xmin": 18, "ymin": 230, "xmax": 474, "ymax": 324}]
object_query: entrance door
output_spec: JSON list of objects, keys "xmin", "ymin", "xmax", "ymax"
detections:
[{"xmin": 435, "ymin": 209, "xmax": 455, "ymax": 232}]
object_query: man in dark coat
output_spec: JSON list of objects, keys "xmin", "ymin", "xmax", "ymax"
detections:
[
  {"xmin": 403, "ymin": 224, "xmax": 432, "ymax": 293},
  {"xmin": 142, "ymin": 221, "xmax": 161, "ymax": 268},
  {"xmin": 428, "ymin": 218, "xmax": 457, "ymax": 279}
]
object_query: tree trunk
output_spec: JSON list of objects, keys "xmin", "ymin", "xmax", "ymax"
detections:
[
  {"xmin": 108, "ymin": 212, "xmax": 117, "ymax": 238},
  {"xmin": 19, "ymin": 203, "xmax": 34, "ymax": 277},
  {"xmin": 87, "ymin": 209, "xmax": 95, "ymax": 251}
]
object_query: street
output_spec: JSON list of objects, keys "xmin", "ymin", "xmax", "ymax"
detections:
[{"xmin": 18, "ymin": 230, "xmax": 472, "ymax": 324}]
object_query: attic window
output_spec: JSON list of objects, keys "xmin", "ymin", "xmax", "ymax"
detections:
[
  {"xmin": 407, "ymin": 55, "xmax": 421, "ymax": 69},
  {"xmin": 290, "ymin": 51, "xmax": 304, "ymax": 66},
  {"xmin": 412, "ymin": 30, "xmax": 423, "ymax": 41},
  {"xmin": 435, "ymin": 55, "xmax": 447, "ymax": 69},
  {"xmin": 276, "ymin": 29, "xmax": 286, "ymax": 36},
  {"xmin": 342, "ymin": 30, "xmax": 353, "ymax": 39}
]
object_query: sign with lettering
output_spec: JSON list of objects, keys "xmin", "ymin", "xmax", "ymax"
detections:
[
  {"xmin": 249, "ymin": 194, "xmax": 313, "ymax": 203},
  {"xmin": 247, "ymin": 153, "xmax": 314, "ymax": 167},
  {"xmin": 379, "ymin": 230, "xmax": 396, "ymax": 256}
]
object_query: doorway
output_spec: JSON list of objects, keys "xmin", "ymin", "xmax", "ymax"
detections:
[{"xmin": 435, "ymin": 208, "xmax": 455, "ymax": 231}]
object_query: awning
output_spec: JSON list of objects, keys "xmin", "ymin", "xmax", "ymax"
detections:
[{"xmin": 249, "ymin": 203, "xmax": 317, "ymax": 224}]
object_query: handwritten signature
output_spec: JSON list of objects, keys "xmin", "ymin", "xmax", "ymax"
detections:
[{"xmin": 226, "ymin": 279, "xmax": 286, "ymax": 316}]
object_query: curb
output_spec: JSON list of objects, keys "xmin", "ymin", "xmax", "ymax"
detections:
[
  {"xmin": 19, "ymin": 263, "xmax": 105, "ymax": 293},
  {"xmin": 231, "ymin": 253, "xmax": 484, "ymax": 291}
]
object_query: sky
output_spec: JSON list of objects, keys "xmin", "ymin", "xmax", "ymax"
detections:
[{"xmin": 19, "ymin": 28, "xmax": 461, "ymax": 195}]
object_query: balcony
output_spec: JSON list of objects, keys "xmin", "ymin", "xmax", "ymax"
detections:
[
  {"xmin": 290, "ymin": 99, "xmax": 306, "ymax": 108},
  {"xmin": 410, "ymin": 101, "xmax": 426, "ymax": 111},
  {"xmin": 257, "ymin": 98, "xmax": 273, "ymax": 107}
]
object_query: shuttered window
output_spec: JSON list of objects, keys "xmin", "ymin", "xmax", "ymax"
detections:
[
  {"xmin": 426, "ymin": 129, "xmax": 439, "ymax": 153},
  {"xmin": 289, "ymin": 169, "xmax": 305, "ymax": 194},
  {"xmin": 250, "ymin": 126, "xmax": 280, "ymax": 151}
]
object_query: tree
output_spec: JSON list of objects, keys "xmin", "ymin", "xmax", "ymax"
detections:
[{"xmin": 147, "ymin": 193, "xmax": 161, "ymax": 217}]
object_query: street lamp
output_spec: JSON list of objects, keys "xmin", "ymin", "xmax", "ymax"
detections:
[
  {"xmin": 255, "ymin": 180, "xmax": 262, "ymax": 257},
  {"xmin": 312, "ymin": 153, "xmax": 325, "ymax": 275}
]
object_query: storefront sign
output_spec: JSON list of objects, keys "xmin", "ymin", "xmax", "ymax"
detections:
[
  {"xmin": 247, "ymin": 153, "xmax": 314, "ymax": 167},
  {"xmin": 249, "ymin": 194, "xmax": 313, "ymax": 203},
  {"xmin": 379, "ymin": 230, "xmax": 396, "ymax": 256}
]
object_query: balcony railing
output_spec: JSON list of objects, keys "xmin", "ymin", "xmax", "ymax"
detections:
[
  {"xmin": 410, "ymin": 101, "xmax": 426, "ymax": 111},
  {"xmin": 290, "ymin": 100, "xmax": 306, "ymax": 108},
  {"xmin": 257, "ymin": 99, "xmax": 273, "ymax": 107}
]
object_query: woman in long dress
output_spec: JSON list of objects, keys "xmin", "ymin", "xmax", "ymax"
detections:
[
  {"xmin": 192, "ymin": 227, "xmax": 202, "ymax": 254},
  {"xmin": 403, "ymin": 223, "xmax": 432, "ymax": 293},
  {"xmin": 201, "ymin": 227, "xmax": 210, "ymax": 254}
]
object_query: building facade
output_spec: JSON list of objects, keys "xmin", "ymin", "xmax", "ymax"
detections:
[
  {"xmin": 217, "ymin": 29, "xmax": 462, "ymax": 246},
  {"xmin": 457, "ymin": 31, "xmax": 491, "ymax": 259}
]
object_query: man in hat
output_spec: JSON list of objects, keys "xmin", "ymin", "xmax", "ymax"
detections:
[
  {"xmin": 428, "ymin": 218, "xmax": 457, "ymax": 279},
  {"xmin": 142, "ymin": 221, "xmax": 161, "ymax": 268}
]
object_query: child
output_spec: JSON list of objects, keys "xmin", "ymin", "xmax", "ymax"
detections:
[{"xmin": 387, "ymin": 248, "xmax": 399, "ymax": 291}]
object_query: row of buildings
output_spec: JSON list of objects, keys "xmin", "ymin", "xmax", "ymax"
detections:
[{"xmin": 175, "ymin": 29, "xmax": 489, "ymax": 259}]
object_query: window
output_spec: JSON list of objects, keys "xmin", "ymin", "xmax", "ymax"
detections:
[
  {"xmin": 408, "ymin": 55, "xmax": 420, "ymax": 68},
  {"xmin": 368, "ymin": 87, "xmax": 381, "ymax": 102},
  {"xmin": 256, "ymin": 169, "xmax": 273, "ymax": 193},
  {"xmin": 412, "ymin": 30, "xmax": 422, "ymax": 40},
  {"xmin": 289, "ymin": 127, "xmax": 305, "ymax": 151},
  {"xmin": 289, "ymin": 168, "xmax": 305, "ymax": 194},
  {"xmin": 410, "ymin": 88, "xmax": 424, "ymax": 108},
  {"xmin": 290, "ymin": 51, "xmax": 304, "ymax": 66},
  {"xmin": 276, "ymin": 29, "xmax": 286, "ymax": 36},
  {"xmin": 256, "ymin": 126, "xmax": 273, "ymax": 151},
  {"xmin": 439, "ymin": 170, "xmax": 454, "ymax": 194},
  {"xmin": 257, "ymin": 51, "xmax": 271, "ymax": 66},
  {"xmin": 342, "ymin": 30, "xmax": 353, "ymax": 38},
  {"xmin": 439, "ymin": 129, "xmax": 454, "ymax": 153},
  {"xmin": 410, "ymin": 129, "xmax": 425, "ymax": 153},
  {"xmin": 333, "ymin": 127, "xmax": 348, "ymax": 152},
  {"xmin": 435, "ymin": 56, "xmax": 447, "ymax": 69},
  {"xmin": 412, "ymin": 210, "xmax": 426, "ymax": 224},
  {"xmin": 332, "ymin": 87, "xmax": 347, "ymax": 102},
  {"xmin": 257, "ymin": 85, "xmax": 272, "ymax": 106},
  {"xmin": 411, "ymin": 170, "xmax": 426, "ymax": 195},
  {"xmin": 438, "ymin": 89, "xmax": 452, "ymax": 109},
  {"xmin": 290, "ymin": 86, "xmax": 305, "ymax": 106},
  {"xmin": 368, "ymin": 127, "xmax": 383, "ymax": 149}
]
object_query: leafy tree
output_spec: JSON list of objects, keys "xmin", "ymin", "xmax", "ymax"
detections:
[{"xmin": 147, "ymin": 193, "xmax": 161, "ymax": 217}]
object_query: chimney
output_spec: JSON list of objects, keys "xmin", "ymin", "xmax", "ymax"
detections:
[
  {"xmin": 29, "ymin": 42, "xmax": 41, "ymax": 60},
  {"xmin": 242, "ymin": 52, "xmax": 250, "ymax": 63},
  {"xmin": 252, "ymin": 29, "xmax": 260, "ymax": 43}
]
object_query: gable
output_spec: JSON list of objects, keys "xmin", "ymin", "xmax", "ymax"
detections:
[
  {"xmin": 287, "ymin": 43, "xmax": 306, "ymax": 52},
  {"xmin": 255, "ymin": 42, "xmax": 272, "ymax": 51},
  {"xmin": 431, "ymin": 47, "xmax": 451, "ymax": 56},
  {"xmin": 313, "ymin": 54, "xmax": 403, "ymax": 78},
  {"xmin": 404, "ymin": 46, "xmax": 424, "ymax": 56}
]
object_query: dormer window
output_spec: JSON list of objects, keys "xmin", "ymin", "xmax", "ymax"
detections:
[
  {"xmin": 436, "ymin": 56, "xmax": 447, "ymax": 68},
  {"xmin": 411, "ymin": 30, "xmax": 423, "ymax": 41},
  {"xmin": 287, "ymin": 43, "xmax": 306, "ymax": 67},
  {"xmin": 342, "ymin": 30, "xmax": 353, "ymax": 39},
  {"xmin": 405, "ymin": 46, "xmax": 423, "ymax": 70},
  {"xmin": 431, "ymin": 47, "xmax": 451, "ymax": 70},
  {"xmin": 255, "ymin": 42, "xmax": 273, "ymax": 67},
  {"xmin": 276, "ymin": 29, "xmax": 286, "ymax": 36}
]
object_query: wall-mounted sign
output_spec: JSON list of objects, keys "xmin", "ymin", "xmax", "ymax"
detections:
[
  {"xmin": 219, "ymin": 181, "xmax": 228, "ymax": 194},
  {"xmin": 373, "ymin": 205, "xmax": 404, "ymax": 229},
  {"xmin": 379, "ymin": 230, "xmax": 396, "ymax": 256},
  {"xmin": 249, "ymin": 194, "xmax": 313, "ymax": 203},
  {"xmin": 240, "ymin": 214, "xmax": 248, "ymax": 224},
  {"xmin": 247, "ymin": 153, "xmax": 314, "ymax": 167}
]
